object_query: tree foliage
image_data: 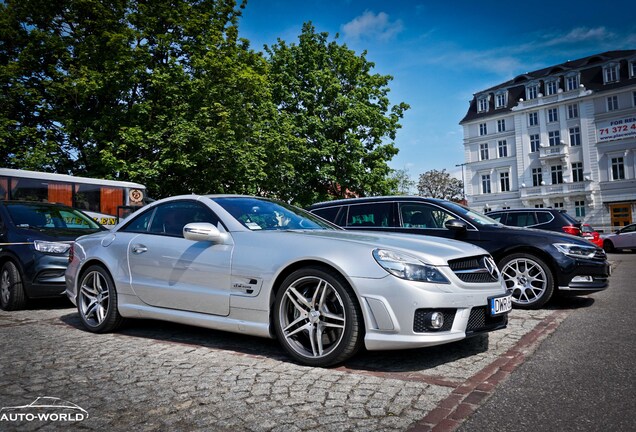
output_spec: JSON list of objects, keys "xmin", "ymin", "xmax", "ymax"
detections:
[
  {"xmin": 265, "ymin": 23, "xmax": 408, "ymax": 205},
  {"xmin": 417, "ymin": 169, "xmax": 463, "ymax": 201},
  {"xmin": 1, "ymin": 2, "xmax": 408, "ymax": 205}
]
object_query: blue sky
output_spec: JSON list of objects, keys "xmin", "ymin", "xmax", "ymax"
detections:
[{"xmin": 238, "ymin": 0, "xmax": 636, "ymax": 184}]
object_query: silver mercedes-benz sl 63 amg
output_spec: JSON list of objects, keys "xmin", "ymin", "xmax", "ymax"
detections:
[{"xmin": 65, "ymin": 195, "xmax": 511, "ymax": 366}]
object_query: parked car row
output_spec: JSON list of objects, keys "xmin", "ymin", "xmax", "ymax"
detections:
[{"xmin": 1, "ymin": 194, "xmax": 622, "ymax": 367}]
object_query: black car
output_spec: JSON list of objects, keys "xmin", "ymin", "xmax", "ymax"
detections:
[
  {"xmin": 486, "ymin": 208, "xmax": 582, "ymax": 236},
  {"xmin": 0, "ymin": 201, "xmax": 105, "ymax": 310},
  {"xmin": 308, "ymin": 196, "xmax": 610, "ymax": 309}
]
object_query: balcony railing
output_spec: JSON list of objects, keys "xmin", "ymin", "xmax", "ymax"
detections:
[
  {"xmin": 520, "ymin": 181, "xmax": 590, "ymax": 198},
  {"xmin": 539, "ymin": 143, "xmax": 568, "ymax": 159}
]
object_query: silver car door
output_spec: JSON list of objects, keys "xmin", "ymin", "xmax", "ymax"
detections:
[{"xmin": 126, "ymin": 200, "xmax": 233, "ymax": 316}]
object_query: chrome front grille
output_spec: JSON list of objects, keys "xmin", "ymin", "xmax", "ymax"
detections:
[{"xmin": 448, "ymin": 255, "xmax": 499, "ymax": 283}]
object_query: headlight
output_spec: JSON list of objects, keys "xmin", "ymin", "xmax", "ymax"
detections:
[
  {"xmin": 553, "ymin": 243, "xmax": 597, "ymax": 259},
  {"xmin": 34, "ymin": 240, "xmax": 71, "ymax": 254},
  {"xmin": 373, "ymin": 249, "xmax": 450, "ymax": 284}
]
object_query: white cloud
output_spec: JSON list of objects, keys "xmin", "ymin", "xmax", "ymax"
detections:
[
  {"xmin": 542, "ymin": 27, "xmax": 614, "ymax": 46},
  {"xmin": 341, "ymin": 11, "xmax": 403, "ymax": 41}
]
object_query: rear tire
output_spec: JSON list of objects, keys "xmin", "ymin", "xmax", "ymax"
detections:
[
  {"xmin": 0, "ymin": 261, "xmax": 27, "ymax": 311},
  {"xmin": 499, "ymin": 253, "xmax": 554, "ymax": 309},
  {"xmin": 77, "ymin": 265, "xmax": 123, "ymax": 332}
]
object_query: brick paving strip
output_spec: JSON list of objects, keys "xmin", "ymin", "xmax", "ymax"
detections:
[{"xmin": 405, "ymin": 309, "xmax": 570, "ymax": 432}]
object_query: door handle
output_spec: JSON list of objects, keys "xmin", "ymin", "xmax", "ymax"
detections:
[{"xmin": 131, "ymin": 244, "xmax": 148, "ymax": 254}]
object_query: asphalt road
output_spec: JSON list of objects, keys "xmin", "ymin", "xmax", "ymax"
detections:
[{"xmin": 458, "ymin": 251, "xmax": 636, "ymax": 432}]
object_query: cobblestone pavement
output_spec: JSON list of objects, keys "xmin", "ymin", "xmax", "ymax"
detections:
[{"xmin": 0, "ymin": 297, "xmax": 575, "ymax": 431}]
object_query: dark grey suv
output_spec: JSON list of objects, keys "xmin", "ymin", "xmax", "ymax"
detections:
[
  {"xmin": 0, "ymin": 201, "xmax": 105, "ymax": 310},
  {"xmin": 308, "ymin": 196, "xmax": 610, "ymax": 309},
  {"xmin": 486, "ymin": 208, "xmax": 582, "ymax": 237}
]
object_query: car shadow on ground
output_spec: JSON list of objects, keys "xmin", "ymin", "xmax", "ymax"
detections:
[
  {"xmin": 59, "ymin": 312, "xmax": 490, "ymax": 373},
  {"xmin": 546, "ymin": 295, "xmax": 595, "ymax": 310},
  {"xmin": 23, "ymin": 297, "xmax": 75, "ymax": 311}
]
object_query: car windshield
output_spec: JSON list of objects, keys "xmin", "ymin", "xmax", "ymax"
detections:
[
  {"xmin": 441, "ymin": 201, "xmax": 501, "ymax": 226},
  {"xmin": 211, "ymin": 197, "xmax": 338, "ymax": 231},
  {"xmin": 6, "ymin": 203, "xmax": 102, "ymax": 230}
]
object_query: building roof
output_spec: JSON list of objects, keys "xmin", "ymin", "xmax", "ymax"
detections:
[{"xmin": 460, "ymin": 50, "xmax": 636, "ymax": 124}]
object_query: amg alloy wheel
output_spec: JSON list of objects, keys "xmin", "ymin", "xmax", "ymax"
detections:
[
  {"xmin": 274, "ymin": 267, "xmax": 363, "ymax": 367},
  {"xmin": 499, "ymin": 253, "xmax": 554, "ymax": 309},
  {"xmin": 77, "ymin": 265, "xmax": 123, "ymax": 332}
]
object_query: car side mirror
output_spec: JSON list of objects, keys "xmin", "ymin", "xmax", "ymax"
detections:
[
  {"xmin": 183, "ymin": 222, "xmax": 223, "ymax": 243},
  {"xmin": 445, "ymin": 219, "xmax": 467, "ymax": 232}
]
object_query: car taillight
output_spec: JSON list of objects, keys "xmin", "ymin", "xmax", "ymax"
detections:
[{"xmin": 562, "ymin": 226, "xmax": 581, "ymax": 236}]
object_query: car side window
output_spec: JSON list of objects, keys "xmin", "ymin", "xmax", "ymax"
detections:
[
  {"xmin": 507, "ymin": 212, "xmax": 536, "ymax": 227},
  {"xmin": 148, "ymin": 201, "xmax": 220, "ymax": 237},
  {"xmin": 536, "ymin": 212, "xmax": 552, "ymax": 224},
  {"xmin": 121, "ymin": 201, "xmax": 220, "ymax": 237},
  {"xmin": 312, "ymin": 206, "xmax": 341, "ymax": 224},
  {"xmin": 346, "ymin": 203, "xmax": 392, "ymax": 227},
  {"xmin": 622, "ymin": 225, "xmax": 636, "ymax": 233},
  {"xmin": 488, "ymin": 213, "xmax": 504, "ymax": 223},
  {"xmin": 399, "ymin": 203, "xmax": 452, "ymax": 229}
]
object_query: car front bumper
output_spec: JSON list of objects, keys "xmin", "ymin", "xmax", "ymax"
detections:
[{"xmin": 350, "ymin": 275, "xmax": 509, "ymax": 351}]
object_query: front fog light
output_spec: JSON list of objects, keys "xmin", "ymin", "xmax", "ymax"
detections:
[
  {"xmin": 571, "ymin": 276, "xmax": 593, "ymax": 282},
  {"xmin": 425, "ymin": 311, "xmax": 444, "ymax": 330}
]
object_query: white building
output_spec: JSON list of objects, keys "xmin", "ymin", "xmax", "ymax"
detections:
[{"xmin": 460, "ymin": 50, "xmax": 636, "ymax": 231}]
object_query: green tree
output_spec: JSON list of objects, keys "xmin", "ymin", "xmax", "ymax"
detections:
[
  {"xmin": 417, "ymin": 169, "xmax": 463, "ymax": 201},
  {"xmin": 389, "ymin": 168, "xmax": 415, "ymax": 195},
  {"xmin": 1, "ymin": 0, "xmax": 271, "ymax": 198},
  {"xmin": 265, "ymin": 23, "xmax": 408, "ymax": 205}
]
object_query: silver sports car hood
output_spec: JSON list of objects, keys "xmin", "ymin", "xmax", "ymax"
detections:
[{"xmin": 277, "ymin": 229, "xmax": 489, "ymax": 266}]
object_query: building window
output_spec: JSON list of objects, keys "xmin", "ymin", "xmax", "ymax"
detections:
[
  {"xmin": 567, "ymin": 103, "xmax": 579, "ymax": 119},
  {"xmin": 532, "ymin": 168, "xmax": 543, "ymax": 186},
  {"xmin": 481, "ymin": 174, "xmax": 491, "ymax": 194},
  {"xmin": 607, "ymin": 95, "xmax": 619, "ymax": 111},
  {"xmin": 497, "ymin": 119, "xmax": 506, "ymax": 132},
  {"xmin": 566, "ymin": 74, "xmax": 579, "ymax": 91},
  {"xmin": 551, "ymin": 165, "xmax": 563, "ymax": 184},
  {"xmin": 498, "ymin": 140, "xmax": 508, "ymax": 158},
  {"xmin": 549, "ymin": 130, "xmax": 561, "ymax": 146},
  {"xmin": 526, "ymin": 85, "xmax": 538, "ymax": 100},
  {"xmin": 499, "ymin": 172, "xmax": 510, "ymax": 192},
  {"xmin": 611, "ymin": 157, "xmax": 625, "ymax": 180},
  {"xmin": 546, "ymin": 80, "xmax": 558, "ymax": 95},
  {"xmin": 528, "ymin": 112, "xmax": 538, "ymax": 126},
  {"xmin": 480, "ymin": 143, "xmax": 489, "ymax": 161},
  {"xmin": 553, "ymin": 202, "xmax": 564, "ymax": 209},
  {"xmin": 548, "ymin": 108, "xmax": 558, "ymax": 123},
  {"xmin": 604, "ymin": 64, "xmax": 619, "ymax": 83},
  {"xmin": 478, "ymin": 97, "xmax": 488, "ymax": 113},
  {"xmin": 575, "ymin": 200, "xmax": 586, "ymax": 217},
  {"xmin": 572, "ymin": 162, "xmax": 583, "ymax": 182},
  {"xmin": 479, "ymin": 123, "xmax": 487, "ymax": 136},
  {"xmin": 535, "ymin": 204, "xmax": 545, "ymax": 208},
  {"xmin": 530, "ymin": 134, "xmax": 540, "ymax": 152},
  {"xmin": 631, "ymin": 61, "xmax": 636, "ymax": 78},
  {"xmin": 569, "ymin": 127, "xmax": 581, "ymax": 146},
  {"xmin": 633, "ymin": 91, "xmax": 636, "ymax": 107},
  {"xmin": 495, "ymin": 92, "xmax": 507, "ymax": 108}
]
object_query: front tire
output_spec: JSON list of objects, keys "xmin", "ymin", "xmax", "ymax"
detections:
[
  {"xmin": 274, "ymin": 266, "xmax": 363, "ymax": 367},
  {"xmin": 499, "ymin": 253, "xmax": 554, "ymax": 309},
  {"xmin": 603, "ymin": 240, "xmax": 615, "ymax": 253},
  {"xmin": 77, "ymin": 265, "xmax": 123, "ymax": 332},
  {"xmin": 0, "ymin": 261, "xmax": 27, "ymax": 311}
]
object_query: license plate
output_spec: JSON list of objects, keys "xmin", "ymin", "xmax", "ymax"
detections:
[{"xmin": 489, "ymin": 294, "xmax": 513, "ymax": 316}]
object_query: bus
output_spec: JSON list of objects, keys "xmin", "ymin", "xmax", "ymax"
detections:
[{"xmin": 0, "ymin": 168, "xmax": 148, "ymax": 227}]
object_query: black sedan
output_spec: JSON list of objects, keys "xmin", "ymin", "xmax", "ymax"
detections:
[
  {"xmin": 308, "ymin": 196, "xmax": 611, "ymax": 309},
  {"xmin": 0, "ymin": 201, "xmax": 105, "ymax": 310}
]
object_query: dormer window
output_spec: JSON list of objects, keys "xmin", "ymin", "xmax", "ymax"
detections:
[
  {"xmin": 630, "ymin": 60, "xmax": 636, "ymax": 78},
  {"xmin": 477, "ymin": 96, "xmax": 489, "ymax": 113},
  {"xmin": 495, "ymin": 91, "xmax": 507, "ymax": 109},
  {"xmin": 545, "ymin": 79, "xmax": 559, "ymax": 96},
  {"xmin": 526, "ymin": 84, "xmax": 538, "ymax": 100},
  {"xmin": 603, "ymin": 63, "xmax": 619, "ymax": 84},
  {"xmin": 565, "ymin": 73, "xmax": 579, "ymax": 91}
]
